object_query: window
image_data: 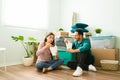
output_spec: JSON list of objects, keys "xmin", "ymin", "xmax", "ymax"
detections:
[{"xmin": 2, "ymin": 0, "xmax": 48, "ymax": 29}]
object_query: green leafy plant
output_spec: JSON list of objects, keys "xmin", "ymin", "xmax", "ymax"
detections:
[
  {"xmin": 95, "ymin": 28, "xmax": 102, "ymax": 34},
  {"xmin": 11, "ymin": 35, "xmax": 38, "ymax": 58},
  {"xmin": 58, "ymin": 28, "xmax": 64, "ymax": 31}
]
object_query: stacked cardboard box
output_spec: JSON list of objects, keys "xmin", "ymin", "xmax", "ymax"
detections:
[
  {"xmin": 54, "ymin": 32, "xmax": 69, "ymax": 38},
  {"xmin": 100, "ymin": 60, "xmax": 119, "ymax": 70},
  {"xmin": 91, "ymin": 48, "xmax": 119, "ymax": 67}
]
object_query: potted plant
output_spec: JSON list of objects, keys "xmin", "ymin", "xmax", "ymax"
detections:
[
  {"xmin": 11, "ymin": 35, "xmax": 37, "ymax": 66},
  {"xmin": 95, "ymin": 28, "xmax": 102, "ymax": 36},
  {"xmin": 58, "ymin": 28, "xmax": 64, "ymax": 31}
]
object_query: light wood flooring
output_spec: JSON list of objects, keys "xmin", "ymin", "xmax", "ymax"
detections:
[{"xmin": 0, "ymin": 64, "xmax": 120, "ymax": 80}]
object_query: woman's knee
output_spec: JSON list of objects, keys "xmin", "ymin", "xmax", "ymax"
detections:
[
  {"xmin": 36, "ymin": 63, "xmax": 43, "ymax": 70},
  {"xmin": 59, "ymin": 59, "xmax": 64, "ymax": 64},
  {"xmin": 61, "ymin": 59, "xmax": 64, "ymax": 63}
]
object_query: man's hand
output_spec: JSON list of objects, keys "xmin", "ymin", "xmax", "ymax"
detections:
[
  {"xmin": 67, "ymin": 48, "xmax": 80, "ymax": 53},
  {"xmin": 64, "ymin": 39, "xmax": 69, "ymax": 44},
  {"xmin": 67, "ymin": 48, "xmax": 74, "ymax": 53}
]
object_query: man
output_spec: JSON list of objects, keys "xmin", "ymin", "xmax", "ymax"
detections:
[{"xmin": 65, "ymin": 29, "xmax": 96, "ymax": 77}]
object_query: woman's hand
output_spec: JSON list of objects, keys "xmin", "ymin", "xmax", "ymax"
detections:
[
  {"xmin": 54, "ymin": 55, "xmax": 58, "ymax": 60},
  {"xmin": 45, "ymin": 42, "xmax": 52, "ymax": 48}
]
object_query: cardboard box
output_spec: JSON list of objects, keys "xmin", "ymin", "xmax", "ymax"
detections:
[
  {"xmin": 54, "ymin": 32, "xmax": 69, "ymax": 38},
  {"xmin": 100, "ymin": 60, "xmax": 119, "ymax": 70},
  {"xmin": 91, "ymin": 48, "xmax": 119, "ymax": 67}
]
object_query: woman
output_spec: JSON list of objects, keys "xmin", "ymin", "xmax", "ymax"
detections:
[{"xmin": 36, "ymin": 32, "xmax": 64, "ymax": 73}]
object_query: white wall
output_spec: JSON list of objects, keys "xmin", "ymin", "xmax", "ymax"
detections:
[
  {"xmin": 60, "ymin": 0, "xmax": 120, "ymax": 47},
  {"xmin": 60, "ymin": 0, "xmax": 120, "ymax": 62},
  {"xmin": 0, "ymin": 0, "xmax": 60, "ymax": 66},
  {"xmin": 48, "ymin": 0, "xmax": 61, "ymax": 31}
]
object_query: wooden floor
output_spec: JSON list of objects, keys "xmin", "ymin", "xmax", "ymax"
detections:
[{"xmin": 0, "ymin": 64, "xmax": 120, "ymax": 80}]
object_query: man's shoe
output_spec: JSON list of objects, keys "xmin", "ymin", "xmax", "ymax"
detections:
[
  {"xmin": 72, "ymin": 66, "xmax": 83, "ymax": 77},
  {"xmin": 89, "ymin": 64, "xmax": 97, "ymax": 71}
]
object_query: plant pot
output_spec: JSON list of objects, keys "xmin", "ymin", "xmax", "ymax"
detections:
[
  {"xmin": 22, "ymin": 56, "xmax": 34, "ymax": 66},
  {"xmin": 96, "ymin": 33, "xmax": 101, "ymax": 36}
]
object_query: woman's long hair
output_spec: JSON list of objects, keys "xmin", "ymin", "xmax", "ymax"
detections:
[{"xmin": 44, "ymin": 32, "xmax": 55, "ymax": 46}]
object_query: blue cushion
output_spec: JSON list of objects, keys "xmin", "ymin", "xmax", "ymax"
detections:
[
  {"xmin": 72, "ymin": 23, "xmax": 88, "ymax": 29},
  {"xmin": 71, "ymin": 28, "xmax": 89, "ymax": 33},
  {"xmin": 71, "ymin": 29, "xmax": 75, "ymax": 33}
]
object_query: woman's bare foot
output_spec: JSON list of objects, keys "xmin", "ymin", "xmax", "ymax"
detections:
[
  {"xmin": 42, "ymin": 68, "xmax": 48, "ymax": 73},
  {"xmin": 42, "ymin": 67, "xmax": 52, "ymax": 73}
]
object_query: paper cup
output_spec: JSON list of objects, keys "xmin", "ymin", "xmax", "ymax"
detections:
[
  {"xmin": 50, "ymin": 46, "xmax": 57, "ymax": 56},
  {"xmin": 66, "ymin": 43, "xmax": 72, "ymax": 49}
]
